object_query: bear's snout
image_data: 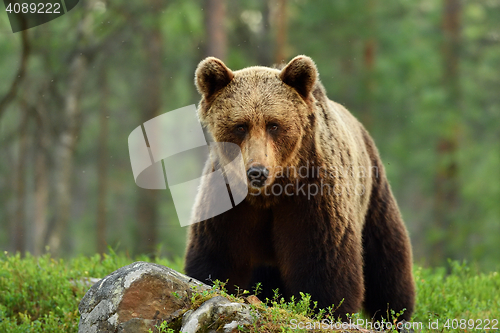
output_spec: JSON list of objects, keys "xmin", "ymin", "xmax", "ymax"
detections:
[{"xmin": 246, "ymin": 165, "xmax": 269, "ymax": 188}]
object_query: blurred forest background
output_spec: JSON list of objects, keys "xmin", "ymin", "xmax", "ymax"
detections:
[{"xmin": 0, "ymin": 0, "xmax": 499, "ymax": 271}]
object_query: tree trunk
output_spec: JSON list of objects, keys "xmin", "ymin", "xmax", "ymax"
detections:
[
  {"xmin": 274, "ymin": 0, "xmax": 287, "ymax": 64},
  {"xmin": 96, "ymin": 68, "xmax": 109, "ymax": 255},
  {"xmin": 204, "ymin": 0, "xmax": 227, "ymax": 60},
  {"xmin": 442, "ymin": 0, "xmax": 461, "ymax": 102},
  {"xmin": 47, "ymin": 54, "xmax": 88, "ymax": 255},
  {"xmin": 0, "ymin": 29, "xmax": 30, "ymax": 120},
  {"xmin": 12, "ymin": 111, "xmax": 29, "ymax": 255},
  {"xmin": 136, "ymin": 2, "xmax": 164, "ymax": 257},
  {"xmin": 47, "ymin": 1, "xmax": 94, "ymax": 255},
  {"xmin": 361, "ymin": 0, "xmax": 376, "ymax": 131},
  {"xmin": 33, "ymin": 100, "xmax": 49, "ymax": 256},
  {"xmin": 432, "ymin": 0, "xmax": 462, "ymax": 264}
]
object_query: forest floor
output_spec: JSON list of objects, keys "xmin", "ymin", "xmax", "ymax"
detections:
[{"xmin": 0, "ymin": 251, "xmax": 498, "ymax": 332}]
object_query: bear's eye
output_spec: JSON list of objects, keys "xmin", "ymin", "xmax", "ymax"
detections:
[
  {"xmin": 268, "ymin": 124, "xmax": 279, "ymax": 132},
  {"xmin": 235, "ymin": 125, "xmax": 247, "ymax": 134}
]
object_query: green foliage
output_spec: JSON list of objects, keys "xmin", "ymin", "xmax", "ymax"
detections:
[
  {"xmin": 0, "ymin": 252, "xmax": 80, "ymax": 332},
  {"xmin": 268, "ymin": 290, "xmax": 321, "ymax": 319},
  {"xmin": 0, "ymin": 251, "xmax": 181, "ymax": 332},
  {"xmin": 413, "ymin": 260, "xmax": 500, "ymax": 332},
  {"xmin": 1, "ymin": 252, "xmax": 499, "ymax": 332},
  {"xmin": 149, "ymin": 320, "xmax": 176, "ymax": 333}
]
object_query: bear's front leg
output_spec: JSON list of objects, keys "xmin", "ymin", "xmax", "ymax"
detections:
[
  {"xmin": 185, "ymin": 199, "xmax": 274, "ymax": 294},
  {"xmin": 185, "ymin": 218, "xmax": 254, "ymax": 291},
  {"xmin": 272, "ymin": 195, "xmax": 364, "ymax": 321}
]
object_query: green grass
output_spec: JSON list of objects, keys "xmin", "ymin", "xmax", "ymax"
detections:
[
  {"xmin": 0, "ymin": 250, "xmax": 183, "ymax": 333},
  {"xmin": 0, "ymin": 252, "xmax": 498, "ymax": 332},
  {"xmin": 412, "ymin": 260, "xmax": 500, "ymax": 332}
]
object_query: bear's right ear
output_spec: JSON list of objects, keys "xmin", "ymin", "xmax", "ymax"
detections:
[{"xmin": 195, "ymin": 57, "xmax": 234, "ymax": 100}]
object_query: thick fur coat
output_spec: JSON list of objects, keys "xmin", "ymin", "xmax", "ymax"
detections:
[{"xmin": 184, "ymin": 56, "xmax": 415, "ymax": 321}]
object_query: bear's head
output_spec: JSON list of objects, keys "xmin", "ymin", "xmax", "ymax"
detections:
[{"xmin": 195, "ymin": 55, "xmax": 318, "ymax": 194}]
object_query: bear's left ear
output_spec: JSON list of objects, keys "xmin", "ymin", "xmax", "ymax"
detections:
[
  {"xmin": 195, "ymin": 57, "xmax": 234, "ymax": 100},
  {"xmin": 279, "ymin": 55, "xmax": 318, "ymax": 99}
]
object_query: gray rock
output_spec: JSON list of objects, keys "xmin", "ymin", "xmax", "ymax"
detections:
[
  {"xmin": 181, "ymin": 296, "xmax": 257, "ymax": 333},
  {"xmin": 78, "ymin": 261, "xmax": 209, "ymax": 333}
]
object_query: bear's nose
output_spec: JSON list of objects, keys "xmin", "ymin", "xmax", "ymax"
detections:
[{"xmin": 247, "ymin": 165, "xmax": 269, "ymax": 187}]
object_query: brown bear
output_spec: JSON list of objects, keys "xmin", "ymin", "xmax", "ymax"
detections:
[{"xmin": 184, "ymin": 55, "xmax": 415, "ymax": 322}]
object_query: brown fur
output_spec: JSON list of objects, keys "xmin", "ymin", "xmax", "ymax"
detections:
[{"xmin": 185, "ymin": 55, "xmax": 415, "ymax": 321}]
